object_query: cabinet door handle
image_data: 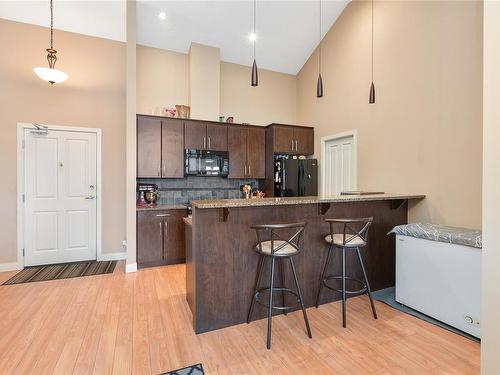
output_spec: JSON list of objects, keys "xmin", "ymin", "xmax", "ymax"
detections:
[
  {"xmin": 248, "ymin": 165, "xmax": 251, "ymax": 176},
  {"xmin": 208, "ymin": 137, "xmax": 211, "ymax": 149},
  {"xmin": 291, "ymin": 139, "xmax": 294, "ymax": 151},
  {"xmin": 158, "ymin": 162, "xmax": 161, "ymax": 177},
  {"xmin": 244, "ymin": 165, "xmax": 247, "ymax": 177},
  {"xmin": 160, "ymin": 221, "xmax": 164, "ymax": 259},
  {"xmin": 295, "ymin": 140, "xmax": 298, "ymax": 152},
  {"xmin": 156, "ymin": 214, "xmax": 171, "ymax": 217},
  {"xmin": 203, "ymin": 136, "xmax": 206, "ymax": 149}
]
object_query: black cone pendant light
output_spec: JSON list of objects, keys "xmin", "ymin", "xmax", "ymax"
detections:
[
  {"xmin": 251, "ymin": 0, "xmax": 258, "ymax": 87},
  {"xmin": 369, "ymin": 0, "xmax": 375, "ymax": 104},
  {"xmin": 316, "ymin": 0, "xmax": 323, "ymax": 97}
]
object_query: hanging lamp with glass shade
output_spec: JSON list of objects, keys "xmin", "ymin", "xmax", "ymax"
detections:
[
  {"xmin": 369, "ymin": 0, "xmax": 375, "ymax": 103},
  {"xmin": 316, "ymin": 0, "xmax": 323, "ymax": 98},
  {"xmin": 33, "ymin": 0, "xmax": 68, "ymax": 84},
  {"xmin": 251, "ymin": 0, "xmax": 258, "ymax": 86}
]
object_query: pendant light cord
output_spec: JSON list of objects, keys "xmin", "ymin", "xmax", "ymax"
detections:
[
  {"xmin": 319, "ymin": 0, "xmax": 322, "ymax": 74},
  {"xmin": 371, "ymin": 0, "xmax": 374, "ymax": 82},
  {"xmin": 50, "ymin": 0, "xmax": 54, "ymax": 49},
  {"xmin": 253, "ymin": 0, "xmax": 256, "ymax": 60}
]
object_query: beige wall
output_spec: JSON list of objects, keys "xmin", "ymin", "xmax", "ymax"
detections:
[
  {"xmin": 296, "ymin": 1, "xmax": 483, "ymax": 228},
  {"xmin": 481, "ymin": 2, "xmax": 500, "ymax": 373},
  {"xmin": 0, "ymin": 19, "xmax": 126, "ymax": 263},
  {"xmin": 136, "ymin": 45, "xmax": 189, "ymax": 116},
  {"xmin": 136, "ymin": 45, "xmax": 297, "ymax": 126},
  {"xmin": 220, "ymin": 62, "xmax": 296, "ymax": 126}
]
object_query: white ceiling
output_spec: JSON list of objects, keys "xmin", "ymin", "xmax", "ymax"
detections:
[{"xmin": 0, "ymin": 0, "xmax": 349, "ymax": 75}]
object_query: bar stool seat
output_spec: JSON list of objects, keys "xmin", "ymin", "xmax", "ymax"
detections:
[
  {"xmin": 247, "ymin": 222, "xmax": 312, "ymax": 349},
  {"xmin": 324, "ymin": 234, "xmax": 366, "ymax": 247},
  {"xmin": 316, "ymin": 217, "xmax": 378, "ymax": 328},
  {"xmin": 257, "ymin": 240, "xmax": 299, "ymax": 256}
]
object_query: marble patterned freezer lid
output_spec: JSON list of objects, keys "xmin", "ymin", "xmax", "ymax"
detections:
[{"xmin": 389, "ymin": 223, "xmax": 482, "ymax": 249}]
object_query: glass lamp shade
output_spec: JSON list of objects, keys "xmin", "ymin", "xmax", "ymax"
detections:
[
  {"xmin": 251, "ymin": 59, "xmax": 258, "ymax": 87},
  {"xmin": 33, "ymin": 67, "xmax": 68, "ymax": 84}
]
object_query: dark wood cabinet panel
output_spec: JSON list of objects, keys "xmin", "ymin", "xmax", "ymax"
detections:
[
  {"xmin": 247, "ymin": 127, "xmax": 266, "ymax": 178},
  {"xmin": 185, "ymin": 121, "xmax": 207, "ymax": 150},
  {"xmin": 206, "ymin": 123, "xmax": 228, "ymax": 151},
  {"xmin": 228, "ymin": 126, "xmax": 247, "ymax": 178},
  {"xmin": 164, "ymin": 211, "xmax": 186, "ymax": 264},
  {"xmin": 273, "ymin": 126, "xmax": 295, "ymax": 153},
  {"xmin": 137, "ymin": 211, "xmax": 164, "ymax": 266},
  {"xmin": 294, "ymin": 128, "xmax": 314, "ymax": 155},
  {"xmin": 161, "ymin": 119, "xmax": 184, "ymax": 178},
  {"xmin": 137, "ymin": 117, "xmax": 162, "ymax": 177},
  {"xmin": 137, "ymin": 209, "xmax": 187, "ymax": 268}
]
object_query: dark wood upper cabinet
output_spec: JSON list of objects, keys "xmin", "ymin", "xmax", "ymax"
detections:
[
  {"xmin": 247, "ymin": 127, "xmax": 266, "ymax": 178},
  {"xmin": 228, "ymin": 126, "xmax": 265, "ymax": 179},
  {"xmin": 137, "ymin": 209, "xmax": 187, "ymax": 269},
  {"xmin": 206, "ymin": 123, "xmax": 228, "ymax": 151},
  {"xmin": 185, "ymin": 121, "xmax": 228, "ymax": 151},
  {"xmin": 294, "ymin": 127, "xmax": 314, "ymax": 155},
  {"xmin": 184, "ymin": 121, "xmax": 207, "ymax": 150},
  {"xmin": 273, "ymin": 126, "xmax": 295, "ymax": 153},
  {"xmin": 228, "ymin": 126, "xmax": 247, "ymax": 178},
  {"xmin": 161, "ymin": 119, "xmax": 184, "ymax": 178},
  {"xmin": 137, "ymin": 116, "xmax": 162, "ymax": 177}
]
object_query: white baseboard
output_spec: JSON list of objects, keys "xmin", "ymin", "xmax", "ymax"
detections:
[
  {"xmin": 98, "ymin": 252, "xmax": 127, "ymax": 261},
  {"xmin": 125, "ymin": 262, "xmax": 137, "ymax": 273},
  {"xmin": 0, "ymin": 262, "xmax": 23, "ymax": 272}
]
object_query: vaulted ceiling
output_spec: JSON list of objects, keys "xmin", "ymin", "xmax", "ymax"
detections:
[{"xmin": 0, "ymin": 0, "xmax": 349, "ymax": 75}]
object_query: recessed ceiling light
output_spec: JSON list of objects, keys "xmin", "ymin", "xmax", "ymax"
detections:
[
  {"xmin": 158, "ymin": 11, "xmax": 166, "ymax": 20},
  {"xmin": 248, "ymin": 32, "xmax": 257, "ymax": 42}
]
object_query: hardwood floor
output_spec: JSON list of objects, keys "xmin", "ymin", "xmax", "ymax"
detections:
[{"xmin": 0, "ymin": 262, "xmax": 480, "ymax": 374}]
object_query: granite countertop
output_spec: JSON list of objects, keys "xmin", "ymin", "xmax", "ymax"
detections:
[
  {"xmin": 183, "ymin": 217, "xmax": 192, "ymax": 226},
  {"xmin": 191, "ymin": 193, "xmax": 425, "ymax": 209},
  {"xmin": 136, "ymin": 204, "xmax": 188, "ymax": 211}
]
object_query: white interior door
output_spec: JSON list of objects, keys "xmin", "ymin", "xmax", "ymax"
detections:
[
  {"xmin": 323, "ymin": 135, "xmax": 356, "ymax": 196},
  {"xmin": 24, "ymin": 128, "xmax": 97, "ymax": 266}
]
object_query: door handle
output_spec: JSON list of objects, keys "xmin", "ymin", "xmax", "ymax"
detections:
[
  {"xmin": 208, "ymin": 137, "xmax": 211, "ymax": 149},
  {"xmin": 156, "ymin": 214, "xmax": 171, "ymax": 217},
  {"xmin": 203, "ymin": 136, "xmax": 206, "ymax": 149},
  {"xmin": 160, "ymin": 221, "xmax": 164, "ymax": 259},
  {"xmin": 158, "ymin": 162, "xmax": 161, "ymax": 177},
  {"xmin": 295, "ymin": 140, "xmax": 298, "ymax": 152},
  {"xmin": 248, "ymin": 165, "xmax": 251, "ymax": 176},
  {"xmin": 291, "ymin": 139, "xmax": 294, "ymax": 151},
  {"xmin": 244, "ymin": 165, "xmax": 247, "ymax": 177},
  {"xmin": 84, "ymin": 195, "xmax": 95, "ymax": 200}
]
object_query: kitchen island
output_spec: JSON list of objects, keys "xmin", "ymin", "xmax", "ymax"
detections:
[{"xmin": 185, "ymin": 194, "xmax": 425, "ymax": 333}]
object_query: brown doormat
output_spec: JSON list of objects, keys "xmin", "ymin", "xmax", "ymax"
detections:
[{"xmin": 2, "ymin": 260, "xmax": 117, "ymax": 285}]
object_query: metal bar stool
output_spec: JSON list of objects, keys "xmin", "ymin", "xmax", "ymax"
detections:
[
  {"xmin": 247, "ymin": 222, "xmax": 312, "ymax": 349},
  {"xmin": 315, "ymin": 217, "xmax": 378, "ymax": 328}
]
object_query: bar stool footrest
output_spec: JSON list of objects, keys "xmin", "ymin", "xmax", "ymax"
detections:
[
  {"xmin": 255, "ymin": 287, "xmax": 300, "ymax": 310},
  {"xmin": 322, "ymin": 276, "xmax": 367, "ymax": 295}
]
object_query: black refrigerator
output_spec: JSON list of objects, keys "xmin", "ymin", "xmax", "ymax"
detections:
[{"xmin": 274, "ymin": 157, "xmax": 318, "ymax": 197}]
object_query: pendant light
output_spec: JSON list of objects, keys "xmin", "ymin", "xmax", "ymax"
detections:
[
  {"xmin": 251, "ymin": 0, "xmax": 258, "ymax": 87},
  {"xmin": 33, "ymin": 0, "xmax": 68, "ymax": 84},
  {"xmin": 316, "ymin": 0, "xmax": 323, "ymax": 98},
  {"xmin": 368, "ymin": 0, "xmax": 375, "ymax": 103}
]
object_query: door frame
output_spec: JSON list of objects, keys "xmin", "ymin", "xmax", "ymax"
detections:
[
  {"xmin": 320, "ymin": 130, "xmax": 358, "ymax": 196},
  {"xmin": 16, "ymin": 122, "xmax": 102, "ymax": 269}
]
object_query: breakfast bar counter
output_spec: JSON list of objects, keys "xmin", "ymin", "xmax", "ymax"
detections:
[{"xmin": 186, "ymin": 194, "xmax": 424, "ymax": 333}]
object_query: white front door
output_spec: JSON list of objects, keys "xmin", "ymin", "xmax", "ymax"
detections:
[
  {"xmin": 24, "ymin": 128, "xmax": 97, "ymax": 266},
  {"xmin": 323, "ymin": 134, "xmax": 356, "ymax": 196}
]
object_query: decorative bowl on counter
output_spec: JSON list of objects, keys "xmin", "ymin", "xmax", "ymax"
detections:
[{"xmin": 176, "ymin": 105, "xmax": 190, "ymax": 119}]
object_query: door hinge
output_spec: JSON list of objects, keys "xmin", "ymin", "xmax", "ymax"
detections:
[
  {"xmin": 22, "ymin": 194, "xmax": 25, "ymax": 203},
  {"xmin": 22, "ymin": 248, "xmax": 25, "ymax": 256},
  {"xmin": 22, "ymin": 140, "xmax": 25, "ymax": 149}
]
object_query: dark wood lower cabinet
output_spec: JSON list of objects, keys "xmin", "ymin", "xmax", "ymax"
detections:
[{"xmin": 137, "ymin": 208, "xmax": 187, "ymax": 268}]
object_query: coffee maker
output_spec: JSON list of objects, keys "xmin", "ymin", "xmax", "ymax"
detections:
[{"xmin": 137, "ymin": 183, "xmax": 159, "ymax": 207}]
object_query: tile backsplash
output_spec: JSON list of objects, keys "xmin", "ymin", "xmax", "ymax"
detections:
[{"xmin": 137, "ymin": 177, "xmax": 261, "ymax": 205}]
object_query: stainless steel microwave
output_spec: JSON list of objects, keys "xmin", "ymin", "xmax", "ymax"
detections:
[{"xmin": 184, "ymin": 149, "xmax": 229, "ymax": 177}]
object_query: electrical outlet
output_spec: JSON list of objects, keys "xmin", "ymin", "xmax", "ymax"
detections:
[{"xmin": 122, "ymin": 240, "xmax": 127, "ymax": 250}]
